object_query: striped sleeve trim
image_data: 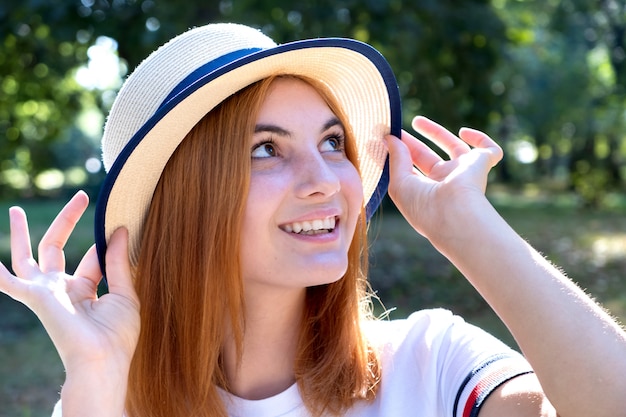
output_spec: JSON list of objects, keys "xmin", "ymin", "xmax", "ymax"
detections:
[{"xmin": 452, "ymin": 353, "xmax": 533, "ymax": 417}]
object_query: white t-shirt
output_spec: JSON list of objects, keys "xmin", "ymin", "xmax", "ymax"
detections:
[{"xmin": 52, "ymin": 309, "xmax": 532, "ymax": 417}]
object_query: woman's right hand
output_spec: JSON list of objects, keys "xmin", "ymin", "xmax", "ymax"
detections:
[
  {"xmin": 0, "ymin": 190, "xmax": 140, "ymax": 376},
  {"xmin": 385, "ymin": 116, "xmax": 503, "ymax": 244}
]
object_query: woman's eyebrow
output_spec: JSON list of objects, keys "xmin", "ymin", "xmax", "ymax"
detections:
[
  {"xmin": 322, "ymin": 117, "xmax": 343, "ymax": 133},
  {"xmin": 254, "ymin": 124, "xmax": 290, "ymax": 136},
  {"xmin": 254, "ymin": 117, "xmax": 343, "ymax": 137}
]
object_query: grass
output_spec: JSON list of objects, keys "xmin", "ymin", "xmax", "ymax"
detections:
[
  {"xmin": 1, "ymin": 192, "xmax": 625, "ymax": 416},
  {"xmin": 0, "ymin": 313, "xmax": 63, "ymax": 417}
]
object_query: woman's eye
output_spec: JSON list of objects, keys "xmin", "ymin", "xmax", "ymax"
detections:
[
  {"xmin": 251, "ymin": 141, "xmax": 277, "ymax": 158},
  {"xmin": 321, "ymin": 135, "xmax": 345, "ymax": 153}
]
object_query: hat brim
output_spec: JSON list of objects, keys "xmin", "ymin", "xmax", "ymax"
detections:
[{"xmin": 95, "ymin": 38, "xmax": 401, "ymax": 275}]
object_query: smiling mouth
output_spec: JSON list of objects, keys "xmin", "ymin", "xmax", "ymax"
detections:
[{"xmin": 281, "ymin": 216, "xmax": 337, "ymax": 235}]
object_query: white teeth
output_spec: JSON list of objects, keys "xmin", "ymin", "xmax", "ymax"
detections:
[{"xmin": 283, "ymin": 217, "xmax": 336, "ymax": 234}]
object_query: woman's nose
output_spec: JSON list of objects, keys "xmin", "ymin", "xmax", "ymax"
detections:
[{"xmin": 293, "ymin": 151, "xmax": 341, "ymax": 199}]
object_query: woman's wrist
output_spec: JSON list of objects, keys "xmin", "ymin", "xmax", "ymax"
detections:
[
  {"xmin": 423, "ymin": 194, "xmax": 504, "ymax": 256},
  {"xmin": 61, "ymin": 360, "xmax": 130, "ymax": 417}
]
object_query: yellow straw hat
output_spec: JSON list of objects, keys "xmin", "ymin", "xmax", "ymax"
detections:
[{"xmin": 95, "ymin": 22, "xmax": 401, "ymax": 273}]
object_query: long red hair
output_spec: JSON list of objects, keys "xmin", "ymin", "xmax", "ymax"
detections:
[{"xmin": 127, "ymin": 75, "xmax": 379, "ymax": 417}]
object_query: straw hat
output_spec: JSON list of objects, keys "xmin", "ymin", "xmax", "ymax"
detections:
[{"xmin": 94, "ymin": 22, "xmax": 401, "ymax": 273}]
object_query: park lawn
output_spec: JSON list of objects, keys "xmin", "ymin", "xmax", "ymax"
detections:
[
  {"xmin": 0, "ymin": 314, "xmax": 63, "ymax": 417},
  {"xmin": 1, "ymin": 194, "xmax": 625, "ymax": 416}
]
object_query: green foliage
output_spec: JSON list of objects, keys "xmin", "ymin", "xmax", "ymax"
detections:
[
  {"xmin": 0, "ymin": 0, "xmax": 509, "ymax": 199},
  {"xmin": 220, "ymin": 0, "xmax": 507, "ymax": 130},
  {"xmin": 0, "ymin": 1, "xmax": 624, "ymax": 204},
  {"xmin": 492, "ymin": 0, "xmax": 626, "ymax": 206},
  {"xmin": 1, "ymin": 3, "xmax": 87, "ymax": 197}
]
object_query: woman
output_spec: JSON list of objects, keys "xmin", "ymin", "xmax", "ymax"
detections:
[{"xmin": 1, "ymin": 23, "xmax": 625, "ymax": 417}]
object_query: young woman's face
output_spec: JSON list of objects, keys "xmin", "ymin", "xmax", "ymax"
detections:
[{"xmin": 240, "ymin": 78, "xmax": 364, "ymax": 292}]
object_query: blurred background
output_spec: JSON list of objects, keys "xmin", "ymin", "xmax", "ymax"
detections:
[{"xmin": 1, "ymin": 0, "xmax": 625, "ymax": 415}]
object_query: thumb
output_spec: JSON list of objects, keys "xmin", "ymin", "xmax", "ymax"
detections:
[
  {"xmin": 384, "ymin": 133, "xmax": 415, "ymax": 196},
  {"xmin": 105, "ymin": 228, "xmax": 138, "ymax": 303},
  {"xmin": 385, "ymin": 133, "xmax": 412, "ymax": 175}
]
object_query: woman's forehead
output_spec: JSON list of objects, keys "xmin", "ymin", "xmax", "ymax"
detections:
[{"xmin": 256, "ymin": 77, "xmax": 337, "ymax": 124}]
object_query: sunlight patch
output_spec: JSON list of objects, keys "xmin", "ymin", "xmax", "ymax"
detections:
[{"xmin": 591, "ymin": 234, "xmax": 626, "ymax": 266}]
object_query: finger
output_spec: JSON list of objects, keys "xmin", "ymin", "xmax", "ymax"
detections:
[
  {"xmin": 9, "ymin": 206, "xmax": 39, "ymax": 277},
  {"xmin": 74, "ymin": 245, "xmax": 103, "ymax": 286},
  {"xmin": 386, "ymin": 132, "xmax": 439, "ymax": 201},
  {"xmin": 38, "ymin": 191, "xmax": 90, "ymax": 273},
  {"xmin": 412, "ymin": 116, "xmax": 471, "ymax": 159},
  {"xmin": 458, "ymin": 127, "xmax": 504, "ymax": 166},
  {"xmin": 105, "ymin": 228, "xmax": 139, "ymax": 304},
  {"xmin": 61, "ymin": 244, "xmax": 103, "ymax": 305},
  {"xmin": 385, "ymin": 132, "xmax": 416, "ymax": 182},
  {"xmin": 399, "ymin": 130, "xmax": 444, "ymax": 176},
  {"xmin": 0, "ymin": 261, "xmax": 26, "ymax": 301}
]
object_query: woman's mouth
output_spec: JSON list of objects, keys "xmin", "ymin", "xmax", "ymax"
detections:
[{"xmin": 281, "ymin": 216, "xmax": 337, "ymax": 235}]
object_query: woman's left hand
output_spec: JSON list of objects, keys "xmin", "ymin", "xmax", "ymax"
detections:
[{"xmin": 385, "ymin": 116, "xmax": 503, "ymax": 242}]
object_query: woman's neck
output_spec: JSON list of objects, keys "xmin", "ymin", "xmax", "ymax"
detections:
[{"xmin": 222, "ymin": 286, "xmax": 305, "ymax": 400}]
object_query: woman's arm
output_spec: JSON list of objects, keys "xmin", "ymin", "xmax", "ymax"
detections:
[
  {"xmin": 0, "ymin": 192, "xmax": 140, "ymax": 417},
  {"xmin": 385, "ymin": 117, "xmax": 626, "ymax": 417},
  {"xmin": 480, "ymin": 373, "xmax": 556, "ymax": 417}
]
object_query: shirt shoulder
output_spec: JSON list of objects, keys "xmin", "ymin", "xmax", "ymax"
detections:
[{"xmin": 355, "ymin": 309, "xmax": 532, "ymax": 417}]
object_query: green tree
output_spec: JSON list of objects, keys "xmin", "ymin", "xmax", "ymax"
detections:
[
  {"xmin": 0, "ymin": 1, "xmax": 222, "ymax": 198},
  {"xmin": 0, "ymin": 0, "xmax": 514, "ymax": 199},
  {"xmin": 1, "ymin": 2, "xmax": 89, "ymax": 197},
  {"xmin": 492, "ymin": 0, "xmax": 626, "ymax": 206},
  {"xmin": 219, "ymin": 0, "xmax": 507, "ymax": 130}
]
